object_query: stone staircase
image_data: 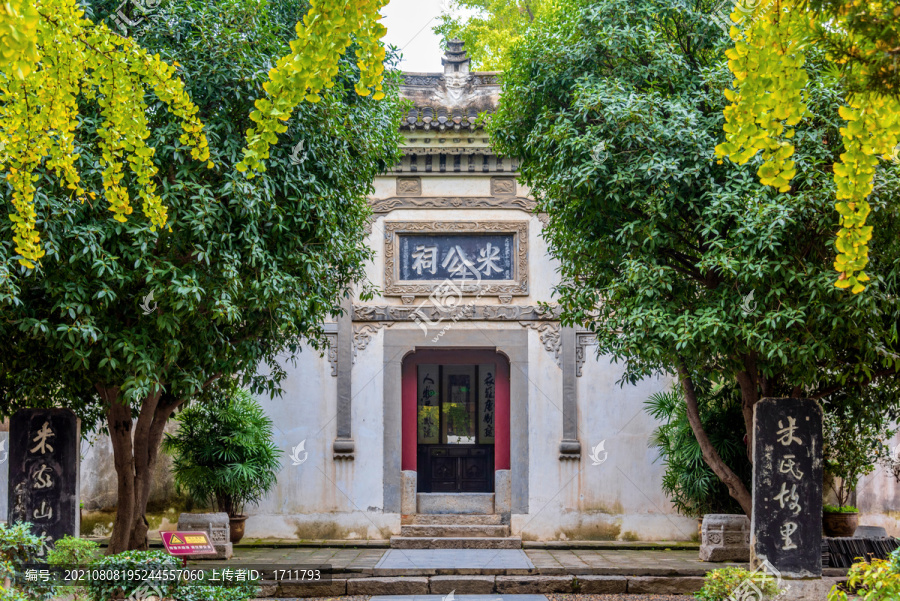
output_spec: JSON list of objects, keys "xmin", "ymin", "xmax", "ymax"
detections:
[{"xmin": 390, "ymin": 493, "xmax": 522, "ymax": 549}]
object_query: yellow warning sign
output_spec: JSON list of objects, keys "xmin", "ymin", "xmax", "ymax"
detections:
[
  {"xmin": 184, "ymin": 535, "xmax": 208, "ymax": 544},
  {"xmin": 169, "ymin": 534, "xmax": 185, "ymax": 545}
]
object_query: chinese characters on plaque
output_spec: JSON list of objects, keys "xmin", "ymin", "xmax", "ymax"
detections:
[
  {"xmin": 9, "ymin": 409, "xmax": 80, "ymax": 546},
  {"xmin": 400, "ymin": 234, "xmax": 514, "ymax": 282},
  {"xmin": 417, "ymin": 365, "xmax": 440, "ymax": 444},
  {"xmin": 751, "ymin": 398, "xmax": 823, "ymax": 578},
  {"xmin": 478, "ymin": 364, "xmax": 496, "ymax": 444}
]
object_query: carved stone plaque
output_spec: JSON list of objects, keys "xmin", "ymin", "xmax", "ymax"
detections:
[
  {"xmin": 384, "ymin": 221, "xmax": 528, "ymax": 296},
  {"xmin": 491, "ymin": 177, "xmax": 516, "ymax": 196},
  {"xmin": 396, "ymin": 177, "xmax": 422, "ymax": 196}
]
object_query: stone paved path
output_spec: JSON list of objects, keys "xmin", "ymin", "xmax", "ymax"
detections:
[{"xmin": 201, "ymin": 547, "xmax": 742, "ymax": 576}]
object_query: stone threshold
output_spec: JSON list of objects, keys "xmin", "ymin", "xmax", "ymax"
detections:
[{"xmin": 94, "ymin": 538, "xmax": 697, "ymax": 550}]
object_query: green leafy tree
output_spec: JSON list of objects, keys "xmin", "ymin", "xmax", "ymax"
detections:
[
  {"xmin": 491, "ymin": 0, "xmax": 900, "ymax": 514},
  {"xmin": 434, "ymin": 0, "xmax": 555, "ymax": 71},
  {"xmin": 0, "ymin": 0, "xmax": 403, "ymax": 553}
]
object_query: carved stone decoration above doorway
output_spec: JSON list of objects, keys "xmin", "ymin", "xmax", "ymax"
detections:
[
  {"xmin": 383, "ymin": 221, "xmax": 528, "ymax": 297},
  {"xmin": 352, "ymin": 322, "xmax": 393, "ymax": 363},
  {"xmin": 520, "ymin": 321, "xmax": 562, "ymax": 367}
]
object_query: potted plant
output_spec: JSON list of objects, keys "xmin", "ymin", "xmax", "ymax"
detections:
[
  {"xmin": 822, "ymin": 410, "xmax": 889, "ymax": 537},
  {"xmin": 163, "ymin": 385, "xmax": 282, "ymax": 543}
]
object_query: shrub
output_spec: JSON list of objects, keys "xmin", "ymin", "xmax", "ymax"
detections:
[
  {"xmin": 47, "ymin": 537, "xmax": 100, "ymax": 600},
  {"xmin": 46, "ymin": 536, "xmax": 100, "ymax": 566},
  {"xmin": 171, "ymin": 584, "xmax": 257, "ymax": 601},
  {"xmin": 646, "ymin": 385, "xmax": 751, "ymax": 517},
  {"xmin": 828, "ymin": 548, "xmax": 900, "ymax": 600},
  {"xmin": 823, "ymin": 504, "xmax": 859, "ymax": 513},
  {"xmin": 0, "ymin": 523, "xmax": 54, "ymax": 601},
  {"xmin": 86, "ymin": 550, "xmax": 179, "ymax": 601},
  {"xmin": 695, "ymin": 567, "xmax": 782, "ymax": 601},
  {"xmin": 163, "ymin": 386, "xmax": 282, "ymax": 517}
]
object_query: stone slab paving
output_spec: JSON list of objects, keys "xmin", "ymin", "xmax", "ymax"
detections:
[
  {"xmin": 375, "ymin": 549, "xmax": 535, "ymax": 573},
  {"xmin": 369, "ymin": 595, "xmax": 547, "ymax": 601}
]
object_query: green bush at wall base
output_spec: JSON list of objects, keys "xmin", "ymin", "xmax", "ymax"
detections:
[{"xmin": 694, "ymin": 567, "xmax": 781, "ymax": 601}]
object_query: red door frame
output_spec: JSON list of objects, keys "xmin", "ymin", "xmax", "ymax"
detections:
[{"xmin": 401, "ymin": 348, "xmax": 510, "ymax": 472}]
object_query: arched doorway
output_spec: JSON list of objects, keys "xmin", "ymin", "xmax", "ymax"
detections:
[{"xmin": 401, "ymin": 349, "xmax": 510, "ymax": 494}]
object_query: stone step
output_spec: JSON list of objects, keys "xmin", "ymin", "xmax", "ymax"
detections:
[
  {"xmin": 405, "ymin": 513, "xmax": 504, "ymax": 526},
  {"xmin": 418, "ymin": 492, "xmax": 494, "ymax": 515},
  {"xmin": 390, "ymin": 536, "xmax": 523, "ymax": 549},
  {"xmin": 400, "ymin": 524, "xmax": 510, "ymax": 537}
]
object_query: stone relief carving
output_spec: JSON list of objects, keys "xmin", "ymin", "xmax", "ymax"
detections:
[
  {"xmin": 396, "ymin": 177, "xmax": 421, "ymax": 195},
  {"xmin": 575, "ymin": 332, "xmax": 599, "ymax": 377},
  {"xmin": 324, "ymin": 332, "xmax": 338, "ymax": 377},
  {"xmin": 491, "ymin": 177, "xmax": 516, "ymax": 196},
  {"xmin": 352, "ymin": 323, "xmax": 393, "ymax": 362},
  {"xmin": 370, "ymin": 196, "xmax": 537, "ymax": 213},
  {"xmin": 520, "ymin": 321, "xmax": 562, "ymax": 367},
  {"xmin": 383, "ymin": 221, "xmax": 528, "ymax": 297},
  {"xmin": 353, "ymin": 304, "xmax": 559, "ymax": 322}
]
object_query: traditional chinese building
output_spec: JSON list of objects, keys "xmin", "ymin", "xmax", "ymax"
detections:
[{"xmin": 76, "ymin": 41, "xmax": 900, "ymax": 543}]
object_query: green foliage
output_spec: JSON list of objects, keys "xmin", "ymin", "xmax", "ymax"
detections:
[
  {"xmin": 86, "ymin": 550, "xmax": 179, "ymax": 601},
  {"xmin": 646, "ymin": 385, "xmax": 750, "ymax": 517},
  {"xmin": 163, "ymin": 386, "xmax": 283, "ymax": 516},
  {"xmin": 828, "ymin": 548, "xmax": 900, "ymax": 601},
  {"xmin": 0, "ymin": 523, "xmax": 54, "ymax": 601},
  {"xmin": 46, "ymin": 536, "xmax": 100, "ymax": 566},
  {"xmin": 490, "ymin": 0, "xmax": 900, "ymax": 452},
  {"xmin": 434, "ymin": 0, "xmax": 556, "ymax": 70},
  {"xmin": 695, "ymin": 566, "xmax": 781, "ymax": 601},
  {"xmin": 171, "ymin": 584, "xmax": 257, "ymax": 601},
  {"xmin": 823, "ymin": 504, "xmax": 859, "ymax": 513},
  {"xmin": 822, "ymin": 398, "xmax": 896, "ymax": 507},
  {"xmin": 0, "ymin": 0, "xmax": 403, "ymax": 433},
  {"xmin": 46, "ymin": 537, "xmax": 100, "ymax": 601}
]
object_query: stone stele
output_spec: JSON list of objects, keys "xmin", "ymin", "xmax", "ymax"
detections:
[
  {"xmin": 177, "ymin": 512, "xmax": 232, "ymax": 559},
  {"xmin": 699, "ymin": 513, "xmax": 750, "ymax": 562}
]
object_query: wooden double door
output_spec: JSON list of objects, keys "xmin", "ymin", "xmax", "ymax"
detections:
[{"xmin": 415, "ymin": 363, "xmax": 495, "ymax": 493}]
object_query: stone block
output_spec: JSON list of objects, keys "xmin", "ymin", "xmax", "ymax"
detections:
[
  {"xmin": 700, "ymin": 513, "xmax": 750, "ymax": 562},
  {"xmin": 417, "ymin": 492, "xmax": 493, "ymax": 515},
  {"xmin": 780, "ymin": 577, "xmax": 845, "ymax": 601},
  {"xmin": 627, "ymin": 576, "xmax": 706, "ymax": 594},
  {"xmin": 577, "ymin": 575, "xmax": 627, "ymax": 594},
  {"xmin": 495, "ymin": 470, "xmax": 511, "ymax": 516},
  {"xmin": 255, "ymin": 584, "xmax": 277, "ymax": 597},
  {"xmin": 854, "ymin": 525, "xmax": 888, "ymax": 538},
  {"xmin": 279, "ymin": 579, "xmax": 346, "ymax": 597},
  {"xmin": 495, "ymin": 576, "xmax": 580, "ymax": 593},
  {"xmin": 347, "ymin": 577, "xmax": 429, "ymax": 595},
  {"xmin": 177, "ymin": 512, "xmax": 232, "ymax": 559},
  {"xmin": 401, "ymin": 471, "xmax": 417, "ymax": 516},
  {"xmin": 430, "ymin": 575, "xmax": 495, "ymax": 594}
]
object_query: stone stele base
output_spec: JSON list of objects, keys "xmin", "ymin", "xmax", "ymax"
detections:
[
  {"xmin": 700, "ymin": 514, "xmax": 750, "ymax": 562},
  {"xmin": 177, "ymin": 512, "xmax": 233, "ymax": 559}
]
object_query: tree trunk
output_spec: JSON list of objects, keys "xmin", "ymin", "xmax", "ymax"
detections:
[
  {"xmin": 101, "ymin": 384, "xmax": 188, "ymax": 554},
  {"xmin": 99, "ymin": 385, "xmax": 134, "ymax": 555},
  {"xmin": 676, "ymin": 361, "xmax": 753, "ymax": 516}
]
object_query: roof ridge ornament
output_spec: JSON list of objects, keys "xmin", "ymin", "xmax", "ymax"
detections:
[{"xmin": 442, "ymin": 38, "xmax": 470, "ymax": 75}]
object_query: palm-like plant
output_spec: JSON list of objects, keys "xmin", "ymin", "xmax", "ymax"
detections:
[
  {"xmin": 645, "ymin": 382, "xmax": 751, "ymax": 517},
  {"xmin": 163, "ymin": 387, "xmax": 282, "ymax": 517}
]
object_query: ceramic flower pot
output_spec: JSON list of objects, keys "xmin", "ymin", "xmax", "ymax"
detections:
[
  {"xmin": 229, "ymin": 515, "xmax": 248, "ymax": 544},
  {"xmin": 823, "ymin": 511, "xmax": 859, "ymax": 537}
]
